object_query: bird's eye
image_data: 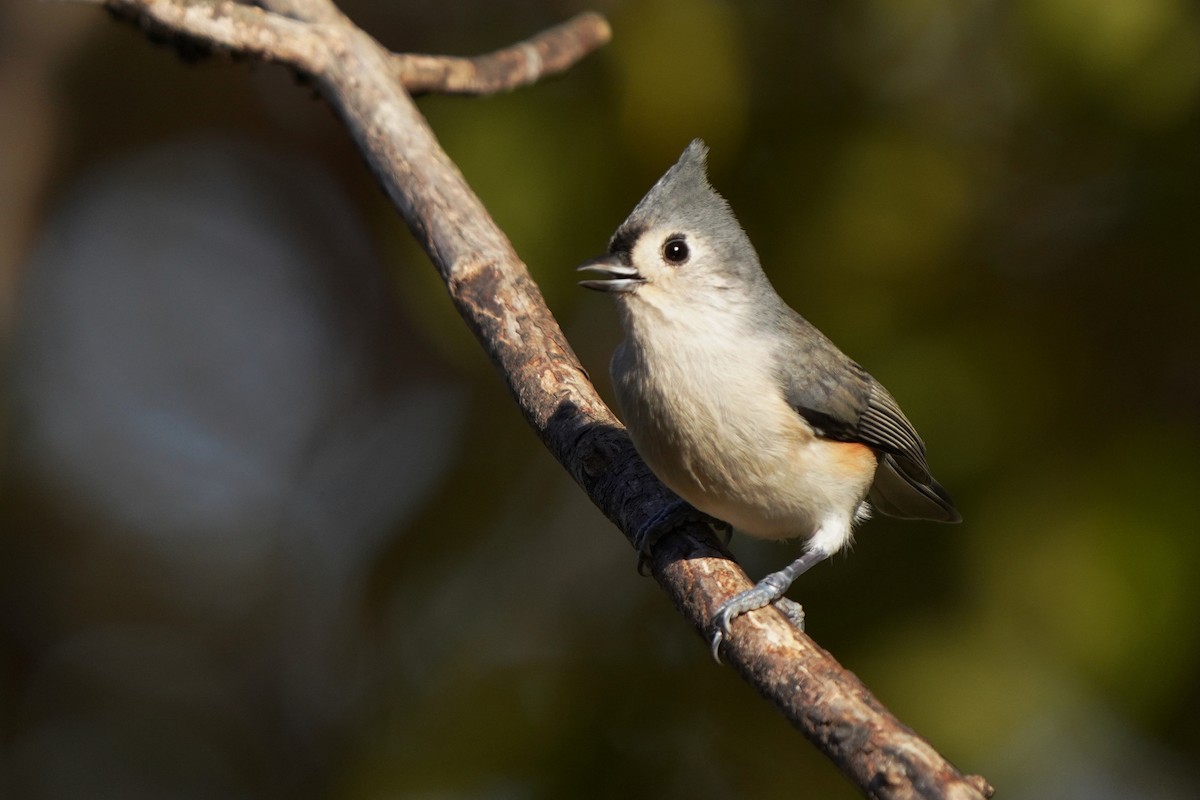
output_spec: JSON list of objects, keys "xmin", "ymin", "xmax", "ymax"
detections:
[{"xmin": 663, "ymin": 237, "xmax": 689, "ymax": 265}]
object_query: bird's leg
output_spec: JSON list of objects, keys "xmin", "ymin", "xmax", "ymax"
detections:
[
  {"xmin": 709, "ymin": 544, "xmax": 831, "ymax": 662},
  {"xmin": 634, "ymin": 498, "xmax": 730, "ymax": 575}
]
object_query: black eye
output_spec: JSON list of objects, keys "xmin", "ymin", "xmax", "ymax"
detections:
[{"xmin": 663, "ymin": 237, "xmax": 689, "ymax": 265}]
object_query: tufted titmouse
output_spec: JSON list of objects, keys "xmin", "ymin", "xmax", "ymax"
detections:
[{"xmin": 579, "ymin": 140, "xmax": 960, "ymax": 658}]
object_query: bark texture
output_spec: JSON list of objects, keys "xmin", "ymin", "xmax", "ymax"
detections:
[{"xmin": 80, "ymin": 2, "xmax": 994, "ymax": 797}]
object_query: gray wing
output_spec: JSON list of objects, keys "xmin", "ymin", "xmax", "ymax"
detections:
[{"xmin": 774, "ymin": 313, "xmax": 961, "ymax": 523}]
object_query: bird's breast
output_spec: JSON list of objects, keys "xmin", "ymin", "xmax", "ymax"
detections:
[{"xmin": 611, "ymin": 321, "xmax": 873, "ymax": 540}]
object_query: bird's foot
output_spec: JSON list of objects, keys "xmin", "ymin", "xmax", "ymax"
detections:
[
  {"xmin": 774, "ymin": 597, "xmax": 806, "ymax": 631},
  {"xmin": 709, "ymin": 571, "xmax": 802, "ymax": 663},
  {"xmin": 707, "ymin": 547, "xmax": 832, "ymax": 662},
  {"xmin": 634, "ymin": 499, "xmax": 730, "ymax": 576}
]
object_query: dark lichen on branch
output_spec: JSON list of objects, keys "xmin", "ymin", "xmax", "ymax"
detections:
[
  {"xmin": 105, "ymin": 2, "xmax": 220, "ymax": 63},
  {"xmin": 69, "ymin": 3, "xmax": 994, "ymax": 797}
]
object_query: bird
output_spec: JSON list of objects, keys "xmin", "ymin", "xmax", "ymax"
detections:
[{"xmin": 578, "ymin": 139, "xmax": 960, "ymax": 659}]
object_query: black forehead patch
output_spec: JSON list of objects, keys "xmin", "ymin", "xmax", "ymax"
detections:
[{"xmin": 607, "ymin": 224, "xmax": 645, "ymax": 263}]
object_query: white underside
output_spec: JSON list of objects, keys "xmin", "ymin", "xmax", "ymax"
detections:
[{"xmin": 612, "ymin": 286, "xmax": 875, "ymax": 556}]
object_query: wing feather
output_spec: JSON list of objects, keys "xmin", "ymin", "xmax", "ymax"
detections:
[{"xmin": 772, "ymin": 311, "xmax": 959, "ymax": 522}]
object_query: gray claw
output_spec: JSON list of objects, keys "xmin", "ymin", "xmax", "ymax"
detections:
[
  {"xmin": 709, "ymin": 603, "xmax": 740, "ymax": 662},
  {"xmin": 710, "ymin": 628, "xmax": 726, "ymax": 663},
  {"xmin": 634, "ymin": 499, "xmax": 725, "ymax": 575},
  {"xmin": 707, "ymin": 548, "xmax": 830, "ymax": 662},
  {"xmin": 708, "ymin": 574, "xmax": 808, "ymax": 663},
  {"xmin": 774, "ymin": 597, "xmax": 806, "ymax": 631},
  {"xmin": 632, "ymin": 498, "xmax": 686, "ymax": 573}
]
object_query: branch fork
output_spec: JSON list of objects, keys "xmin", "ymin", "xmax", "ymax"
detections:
[{"xmin": 77, "ymin": 2, "xmax": 994, "ymax": 797}]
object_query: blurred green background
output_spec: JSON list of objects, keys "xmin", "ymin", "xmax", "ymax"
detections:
[{"xmin": 2, "ymin": 1, "xmax": 1199, "ymax": 798}]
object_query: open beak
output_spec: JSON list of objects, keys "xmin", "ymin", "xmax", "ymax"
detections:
[{"xmin": 577, "ymin": 256, "xmax": 644, "ymax": 293}]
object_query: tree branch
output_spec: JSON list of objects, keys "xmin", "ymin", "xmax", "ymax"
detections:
[
  {"xmin": 83, "ymin": 2, "xmax": 994, "ymax": 797},
  {"xmin": 255, "ymin": 0, "xmax": 340, "ymax": 25},
  {"xmin": 93, "ymin": 0, "xmax": 332, "ymax": 73},
  {"xmin": 393, "ymin": 12, "xmax": 612, "ymax": 96}
]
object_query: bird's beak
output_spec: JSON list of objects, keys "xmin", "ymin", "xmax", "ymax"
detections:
[{"xmin": 577, "ymin": 256, "xmax": 644, "ymax": 293}]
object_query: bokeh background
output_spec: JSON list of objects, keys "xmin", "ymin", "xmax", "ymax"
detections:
[{"xmin": 3, "ymin": 0, "xmax": 1199, "ymax": 798}]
